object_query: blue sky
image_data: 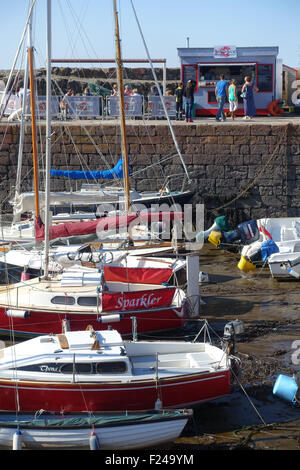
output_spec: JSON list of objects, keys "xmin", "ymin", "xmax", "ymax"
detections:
[{"xmin": 0, "ymin": 0, "xmax": 299, "ymax": 70}]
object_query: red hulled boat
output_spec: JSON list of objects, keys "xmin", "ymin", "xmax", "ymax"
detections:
[
  {"xmin": 0, "ymin": 326, "xmax": 234, "ymax": 412},
  {"xmin": 0, "ymin": 268, "xmax": 186, "ymax": 337}
]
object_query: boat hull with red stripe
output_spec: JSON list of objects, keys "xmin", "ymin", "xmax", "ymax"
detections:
[
  {"xmin": 0, "ymin": 276, "xmax": 186, "ymax": 337},
  {"xmin": 0, "ymin": 370, "xmax": 231, "ymax": 412},
  {"xmin": 0, "ymin": 328, "xmax": 232, "ymax": 412},
  {"xmin": 0, "ymin": 305, "xmax": 185, "ymax": 337}
]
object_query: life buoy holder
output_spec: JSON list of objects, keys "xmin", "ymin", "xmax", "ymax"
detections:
[{"xmin": 267, "ymin": 100, "xmax": 284, "ymax": 117}]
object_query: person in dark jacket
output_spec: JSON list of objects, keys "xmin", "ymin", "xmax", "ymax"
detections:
[
  {"xmin": 175, "ymin": 82, "xmax": 184, "ymax": 120},
  {"xmin": 183, "ymin": 80, "xmax": 194, "ymax": 123}
]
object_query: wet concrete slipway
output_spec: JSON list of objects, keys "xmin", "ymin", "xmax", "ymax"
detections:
[{"xmin": 164, "ymin": 242, "xmax": 300, "ymax": 452}]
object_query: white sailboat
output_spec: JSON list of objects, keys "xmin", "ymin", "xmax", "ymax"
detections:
[
  {"xmin": 0, "ymin": 0, "xmax": 194, "ymax": 281},
  {"xmin": 0, "ymin": 409, "xmax": 192, "ymax": 450},
  {"xmin": 0, "ymin": 0, "xmax": 189, "ymax": 338},
  {"xmin": 1, "ymin": 1, "xmax": 192, "ymax": 246}
]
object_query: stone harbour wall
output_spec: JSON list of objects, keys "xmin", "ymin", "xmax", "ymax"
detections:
[{"xmin": 0, "ymin": 120, "xmax": 300, "ymax": 227}]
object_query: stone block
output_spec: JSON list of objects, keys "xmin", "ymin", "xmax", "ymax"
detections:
[
  {"xmin": 250, "ymin": 144, "xmax": 269, "ymax": 155},
  {"xmin": 271, "ymin": 125, "xmax": 288, "ymax": 136},
  {"xmin": 243, "ymin": 154, "xmax": 262, "ymax": 165},
  {"xmin": 290, "ymin": 145, "xmax": 300, "ymax": 155},
  {"xmin": 95, "ymin": 125, "xmax": 117, "ymax": 136},
  {"xmin": 215, "ymin": 154, "xmax": 244, "ymax": 165},
  {"xmin": 0, "ymin": 152, "xmax": 9, "ymax": 165},
  {"xmin": 218, "ymin": 135, "xmax": 234, "ymax": 144},
  {"xmin": 250, "ymin": 124, "xmax": 271, "ymax": 135},
  {"xmin": 172, "ymin": 154, "xmax": 193, "ymax": 165},
  {"xmin": 224, "ymin": 165, "xmax": 248, "ymax": 179},
  {"xmin": 200, "ymin": 136, "xmax": 218, "ymax": 144},
  {"xmin": 129, "ymin": 144, "xmax": 140, "ymax": 154},
  {"xmin": 240, "ymin": 145, "xmax": 250, "ymax": 155},
  {"xmin": 192, "ymin": 153, "xmax": 214, "ymax": 164},
  {"xmin": 214, "ymin": 124, "xmax": 251, "ymax": 136},
  {"xmin": 205, "ymin": 144, "xmax": 219, "ymax": 155},
  {"xmin": 249, "ymin": 136, "xmax": 266, "ymax": 144},
  {"xmin": 206, "ymin": 164, "xmax": 225, "ymax": 178},
  {"xmin": 138, "ymin": 125, "xmax": 156, "ymax": 137},
  {"xmin": 234, "ymin": 135, "xmax": 251, "ymax": 144},
  {"xmin": 195, "ymin": 124, "xmax": 216, "ymax": 136}
]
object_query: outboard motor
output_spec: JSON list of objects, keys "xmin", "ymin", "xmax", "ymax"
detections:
[
  {"xmin": 222, "ymin": 320, "xmax": 244, "ymax": 356},
  {"xmin": 238, "ymin": 220, "xmax": 260, "ymax": 245}
]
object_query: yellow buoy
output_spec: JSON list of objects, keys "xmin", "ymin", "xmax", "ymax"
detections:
[
  {"xmin": 237, "ymin": 256, "xmax": 256, "ymax": 273},
  {"xmin": 208, "ymin": 231, "xmax": 222, "ymax": 247}
]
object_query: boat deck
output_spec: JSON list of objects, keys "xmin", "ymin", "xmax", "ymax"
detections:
[{"xmin": 130, "ymin": 351, "xmax": 223, "ymax": 377}]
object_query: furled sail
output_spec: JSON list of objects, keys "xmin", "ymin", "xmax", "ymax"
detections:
[
  {"xmin": 50, "ymin": 158, "xmax": 127, "ymax": 180},
  {"xmin": 35, "ymin": 213, "xmax": 139, "ymax": 242},
  {"xmin": 34, "ymin": 211, "xmax": 183, "ymax": 242}
]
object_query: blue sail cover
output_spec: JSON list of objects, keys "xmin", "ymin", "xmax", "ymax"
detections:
[{"xmin": 50, "ymin": 158, "xmax": 128, "ymax": 180}]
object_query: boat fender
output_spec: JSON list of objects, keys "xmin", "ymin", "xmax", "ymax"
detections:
[
  {"xmin": 21, "ymin": 271, "xmax": 30, "ymax": 282},
  {"xmin": 12, "ymin": 428, "xmax": 23, "ymax": 450},
  {"xmin": 97, "ymin": 314, "xmax": 121, "ymax": 324},
  {"xmin": 62, "ymin": 317, "xmax": 70, "ymax": 333},
  {"xmin": 5, "ymin": 310, "xmax": 29, "ymax": 319},
  {"xmin": 89, "ymin": 429, "xmax": 100, "ymax": 450},
  {"xmin": 155, "ymin": 398, "xmax": 162, "ymax": 410},
  {"xmin": 17, "ymin": 223, "xmax": 31, "ymax": 231}
]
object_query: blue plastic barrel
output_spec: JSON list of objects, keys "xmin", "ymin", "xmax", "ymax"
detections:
[{"xmin": 273, "ymin": 374, "xmax": 298, "ymax": 404}]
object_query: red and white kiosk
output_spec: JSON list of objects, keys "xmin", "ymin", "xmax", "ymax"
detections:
[{"xmin": 177, "ymin": 46, "xmax": 282, "ymax": 116}]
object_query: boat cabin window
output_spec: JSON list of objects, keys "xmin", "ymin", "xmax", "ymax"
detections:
[
  {"xmin": 96, "ymin": 361, "xmax": 127, "ymax": 374},
  {"xmin": 51, "ymin": 296, "xmax": 75, "ymax": 305},
  {"xmin": 77, "ymin": 297, "xmax": 99, "ymax": 306},
  {"xmin": 60, "ymin": 363, "xmax": 92, "ymax": 374}
]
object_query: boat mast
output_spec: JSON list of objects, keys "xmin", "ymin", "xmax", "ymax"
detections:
[
  {"xmin": 112, "ymin": 0, "xmax": 131, "ymax": 214},
  {"xmin": 130, "ymin": 0, "xmax": 191, "ymax": 184},
  {"xmin": 15, "ymin": 6, "xmax": 32, "ymax": 201},
  {"xmin": 28, "ymin": 27, "xmax": 39, "ymax": 219},
  {"xmin": 0, "ymin": 0, "xmax": 36, "ymax": 120},
  {"xmin": 43, "ymin": 0, "xmax": 52, "ymax": 279}
]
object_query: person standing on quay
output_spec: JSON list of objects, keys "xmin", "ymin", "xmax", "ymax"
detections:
[
  {"xmin": 175, "ymin": 82, "xmax": 184, "ymax": 120},
  {"xmin": 228, "ymin": 79, "xmax": 238, "ymax": 120},
  {"xmin": 183, "ymin": 80, "xmax": 194, "ymax": 123},
  {"xmin": 215, "ymin": 75, "xmax": 228, "ymax": 122},
  {"xmin": 124, "ymin": 84, "xmax": 133, "ymax": 96},
  {"xmin": 241, "ymin": 76, "xmax": 258, "ymax": 120}
]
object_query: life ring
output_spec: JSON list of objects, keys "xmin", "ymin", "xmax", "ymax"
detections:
[{"xmin": 267, "ymin": 100, "xmax": 284, "ymax": 117}]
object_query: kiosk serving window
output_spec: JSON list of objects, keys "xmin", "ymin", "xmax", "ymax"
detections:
[{"xmin": 198, "ymin": 63, "xmax": 256, "ymax": 88}]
